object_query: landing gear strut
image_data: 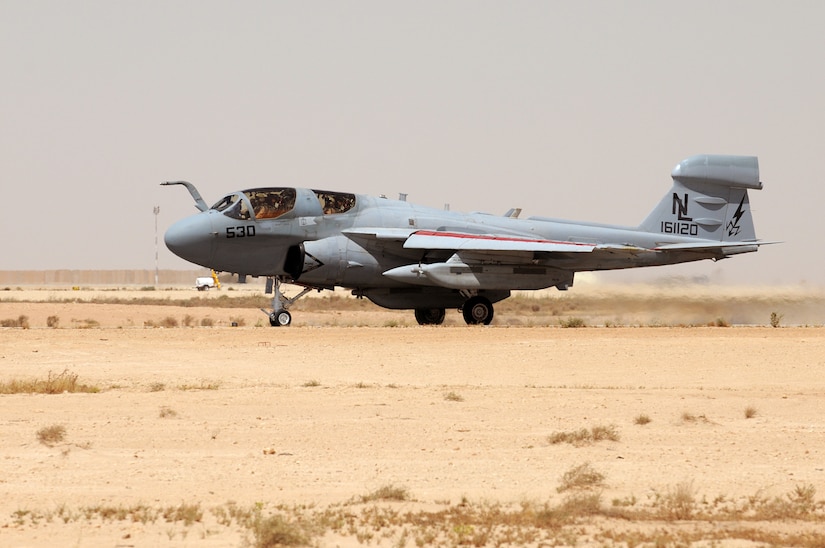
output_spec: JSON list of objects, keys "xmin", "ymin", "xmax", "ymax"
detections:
[
  {"xmin": 462, "ymin": 296, "xmax": 494, "ymax": 325},
  {"xmin": 263, "ymin": 276, "xmax": 313, "ymax": 327}
]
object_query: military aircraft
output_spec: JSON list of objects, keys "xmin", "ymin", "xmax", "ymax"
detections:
[{"xmin": 163, "ymin": 154, "xmax": 770, "ymax": 326}]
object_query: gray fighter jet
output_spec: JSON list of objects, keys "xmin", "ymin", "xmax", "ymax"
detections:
[{"xmin": 163, "ymin": 154, "xmax": 770, "ymax": 326}]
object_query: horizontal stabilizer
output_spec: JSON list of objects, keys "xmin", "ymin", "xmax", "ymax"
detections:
[
  {"xmin": 654, "ymin": 240, "xmax": 777, "ymax": 253},
  {"xmin": 403, "ymin": 230, "xmax": 595, "ymax": 253}
]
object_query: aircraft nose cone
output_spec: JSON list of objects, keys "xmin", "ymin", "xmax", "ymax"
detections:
[{"xmin": 164, "ymin": 213, "xmax": 215, "ymax": 266}]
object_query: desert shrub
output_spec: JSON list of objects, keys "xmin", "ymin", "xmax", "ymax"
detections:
[
  {"xmin": 557, "ymin": 462, "xmax": 605, "ymax": 492},
  {"xmin": 1, "ymin": 315, "xmax": 29, "ymax": 328},
  {"xmin": 744, "ymin": 406, "xmax": 757, "ymax": 419},
  {"xmin": 559, "ymin": 317, "xmax": 586, "ymax": 328},
  {"xmin": 37, "ymin": 424, "xmax": 66, "ymax": 446},
  {"xmin": 444, "ymin": 391, "xmax": 464, "ymax": 402},
  {"xmin": 148, "ymin": 382, "xmax": 165, "ymax": 392},
  {"xmin": 162, "ymin": 502, "xmax": 202, "ymax": 525},
  {"xmin": 230, "ymin": 316, "xmax": 246, "ymax": 327},
  {"xmin": 73, "ymin": 318, "xmax": 100, "ymax": 329},
  {"xmin": 160, "ymin": 316, "xmax": 179, "ymax": 328},
  {"xmin": 182, "ymin": 314, "xmax": 195, "ymax": 327},
  {"xmin": 770, "ymin": 312, "xmax": 783, "ymax": 328},
  {"xmin": 47, "ymin": 315, "xmax": 60, "ymax": 328},
  {"xmin": 200, "ymin": 317, "xmax": 214, "ymax": 327},
  {"xmin": 302, "ymin": 379, "xmax": 321, "ymax": 387},
  {"xmin": 252, "ymin": 514, "xmax": 310, "ymax": 547}
]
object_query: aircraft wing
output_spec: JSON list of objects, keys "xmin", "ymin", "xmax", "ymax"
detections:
[{"xmin": 403, "ymin": 230, "xmax": 597, "ymax": 253}]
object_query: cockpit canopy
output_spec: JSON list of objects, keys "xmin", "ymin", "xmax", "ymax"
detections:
[{"xmin": 211, "ymin": 188, "xmax": 356, "ymax": 220}]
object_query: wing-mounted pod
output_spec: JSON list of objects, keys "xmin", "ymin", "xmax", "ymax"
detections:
[
  {"xmin": 161, "ymin": 181, "xmax": 209, "ymax": 212},
  {"xmin": 384, "ymin": 256, "xmax": 574, "ymax": 291}
]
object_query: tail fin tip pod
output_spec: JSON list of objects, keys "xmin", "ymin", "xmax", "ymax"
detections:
[{"xmin": 640, "ymin": 155, "xmax": 762, "ymax": 242}]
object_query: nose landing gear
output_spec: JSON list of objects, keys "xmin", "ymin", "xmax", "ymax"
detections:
[{"xmin": 263, "ymin": 276, "xmax": 313, "ymax": 327}]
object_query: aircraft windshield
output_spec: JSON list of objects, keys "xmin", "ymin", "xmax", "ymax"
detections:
[
  {"xmin": 211, "ymin": 194, "xmax": 251, "ymax": 220},
  {"xmin": 244, "ymin": 188, "xmax": 297, "ymax": 220},
  {"xmin": 314, "ymin": 190, "xmax": 356, "ymax": 214}
]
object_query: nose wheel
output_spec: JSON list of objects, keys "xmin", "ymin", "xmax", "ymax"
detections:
[{"xmin": 269, "ymin": 310, "xmax": 292, "ymax": 327}]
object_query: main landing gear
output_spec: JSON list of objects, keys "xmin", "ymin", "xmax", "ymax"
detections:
[
  {"xmin": 414, "ymin": 308, "xmax": 446, "ymax": 325},
  {"xmin": 263, "ymin": 277, "xmax": 313, "ymax": 327},
  {"xmin": 461, "ymin": 295, "xmax": 494, "ymax": 325},
  {"xmin": 413, "ymin": 296, "xmax": 495, "ymax": 326}
]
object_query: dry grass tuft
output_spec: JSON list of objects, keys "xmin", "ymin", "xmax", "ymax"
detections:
[
  {"xmin": 177, "ymin": 380, "xmax": 220, "ymax": 391},
  {"xmin": 680, "ymin": 412, "xmax": 711, "ymax": 424},
  {"xmin": 745, "ymin": 405, "xmax": 758, "ymax": 419},
  {"xmin": 559, "ymin": 317, "xmax": 586, "ymax": 328},
  {"xmin": 548, "ymin": 424, "xmax": 620, "ymax": 446},
  {"xmin": 653, "ymin": 480, "xmax": 696, "ymax": 520},
  {"xmin": 12, "ymin": 488, "xmax": 825, "ymax": 547},
  {"xmin": 0, "ymin": 369, "xmax": 100, "ymax": 394},
  {"xmin": 37, "ymin": 424, "xmax": 66, "ymax": 446},
  {"xmin": 159, "ymin": 406, "xmax": 178, "ymax": 418},
  {"xmin": 634, "ymin": 413, "xmax": 652, "ymax": 425},
  {"xmin": 360, "ymin": 484, "xmax": 410, "ymax": 503}
]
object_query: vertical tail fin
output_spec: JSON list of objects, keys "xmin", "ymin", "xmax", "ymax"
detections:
[{"xmin": 639, "ymin": 155, "xmax": 761, "ymax": 242}]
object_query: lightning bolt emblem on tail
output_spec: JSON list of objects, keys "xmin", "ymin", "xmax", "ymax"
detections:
[{"xmin": 726, "ymin": 196, "xmax": 746, "ymax": 237}]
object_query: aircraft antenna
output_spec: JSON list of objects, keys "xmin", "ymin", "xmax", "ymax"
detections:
[{"xmin": 153, "ymin": 206, "xmax": 160, "ymax": 286}]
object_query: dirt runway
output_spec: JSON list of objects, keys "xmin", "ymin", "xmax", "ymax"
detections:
[{"xmin": 2, "ymin": 306, "xmax": 824, "ymax": 545}]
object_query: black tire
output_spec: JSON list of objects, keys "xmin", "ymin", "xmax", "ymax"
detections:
[
  {"xmin": 269, "ymin": 310, "xmax": 292, "ymax": 327},
  {"xmin": 414, "ymin": 308, "xmax": 446, "ymax": 325},
  {"xmin": 462, "ymin": 296, "xmax": 494, "ymax": 325}
]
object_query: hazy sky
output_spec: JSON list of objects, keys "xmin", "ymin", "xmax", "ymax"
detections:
[{"xmin": 2, "ymin": 1, "xmax": 823, "ymax": 285}]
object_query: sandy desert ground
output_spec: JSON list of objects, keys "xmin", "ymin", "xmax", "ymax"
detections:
[{"xmin": 2, "ymin": 284, "xmax": 825, "ymax": 546}]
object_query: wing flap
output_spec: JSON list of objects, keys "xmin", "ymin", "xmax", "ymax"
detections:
[
  {"xmin": 342, "ymin": 227, "xmax": 417, "ymax": 241},
  {"xmin": 404, "ymin": 230, "xmax": 596, "ymax": 253}
]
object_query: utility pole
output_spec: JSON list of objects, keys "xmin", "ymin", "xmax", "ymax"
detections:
[{"xmin": 153, "ymin": 206, "xmax": 160, "ymax": 286}]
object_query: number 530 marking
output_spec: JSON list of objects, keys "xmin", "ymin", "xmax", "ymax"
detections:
[{"xmin": 226, "ymin": 226, "xmax": 256, "ymax": 238}]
